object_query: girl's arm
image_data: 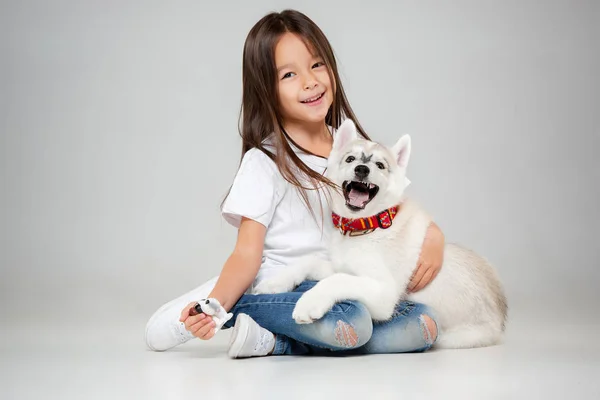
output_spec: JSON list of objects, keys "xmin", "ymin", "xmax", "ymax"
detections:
[
  {"xmin": 179, "ymin": 217, "xmax": 265, "ymax": 340},
  {"xmin": 407, "ymin": 222, "xmax": 445, "ymax": 292},
  {"xmin": 207, "ymin": 217, "xmax": 266, "ymax": 311}
]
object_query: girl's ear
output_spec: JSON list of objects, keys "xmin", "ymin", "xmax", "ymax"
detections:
[
  {"xmin": 391, "ymin": 135, "xmax": 411, "ymax": 168},
  {"xmin": 333, "ymin": 119, "xmax": 358, "ymax": 151}
]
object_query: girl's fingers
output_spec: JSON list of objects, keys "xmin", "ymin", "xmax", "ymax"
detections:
[
  {"xmin": 413, "ymin": 265, "xmax": 435, "ymax": 292},
  {"xmin": 180, "ymin": 302, "xmax": 198, "ymax": 322},
  {"xmin": 195, "ymin": 320, "xmax": 216, "ymax": 339},
  {"xmin": 201, "ymin": 328, "xmax": 216, "ymax": 340},
  {"xmin": 408, "ymin": 260, "xmax": 427, "ymax": 291},
  {"xmin": 187, "ymin": 314, "xmax": 210, "ymax": 331}
]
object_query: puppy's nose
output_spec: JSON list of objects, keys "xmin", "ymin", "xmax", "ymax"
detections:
[{"xmin": 354, "ymin": 165, "xmax": 370, "ymax": 180}]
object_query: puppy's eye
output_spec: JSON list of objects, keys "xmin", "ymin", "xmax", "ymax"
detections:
[
  {"xmin": 376, "ymin": 162, "xmax": 385, "ymax": 170},
  {"xmin": 345, "ymin": 156, "xmax": 355, "ymax": 163}
]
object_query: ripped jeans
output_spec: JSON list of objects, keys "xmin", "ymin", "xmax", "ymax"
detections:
[{"xmin": 222, "ymin": 280, "xmax": 438, "ymax": 355}]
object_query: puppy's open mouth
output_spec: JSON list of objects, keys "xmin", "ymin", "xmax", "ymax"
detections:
[{"xmin": 343, "ymin": 181, "xmax": 379, "ymax": 211}]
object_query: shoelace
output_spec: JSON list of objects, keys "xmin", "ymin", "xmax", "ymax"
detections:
[
  {"xmin": 172, "ymin": 320, "xmax": 194, "ymax": 343},
  {"xmin": 254, "ymin": 332, "xmax": 271, "ymax": 353}
]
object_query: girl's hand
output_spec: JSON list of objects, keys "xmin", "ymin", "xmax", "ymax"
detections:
[
  {"xmin": 179, "ymin": 302, "xmax": 216, "ymax": 340},
  {"xmin": 408, "ymin": 222, "xmax": 445, "ymax": 293}
]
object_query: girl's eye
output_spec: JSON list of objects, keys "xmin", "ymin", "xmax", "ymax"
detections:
[
  {"xmin": 313, "ymin": 61, "xmax": 325, "ymax": 68},
  {"xmin": 345, "ymin": 156, "xmax": 355, "ymax": 163},
  {"xmin": 282, "ymin": 72, "xmax": 295, "ymax": 79},
  {"xmin": 376, "ymin": 162, "xmax": 385, "ymax": 170}
]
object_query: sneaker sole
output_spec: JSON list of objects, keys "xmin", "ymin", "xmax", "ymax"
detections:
[{"xmin": 227, "ymin": 314, "xmax": 250, "ymax": 359}]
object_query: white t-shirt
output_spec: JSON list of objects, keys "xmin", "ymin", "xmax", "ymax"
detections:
[{"xmin": 221, "ymin": 132, "xmax": 410, "ymax": 285}]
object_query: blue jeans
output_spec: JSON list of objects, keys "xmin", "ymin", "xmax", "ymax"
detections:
[{"xmin": 223, "ymin": 281, "xmax": 437, "ymax": 355}]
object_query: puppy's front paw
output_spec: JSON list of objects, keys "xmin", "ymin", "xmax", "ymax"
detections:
[
  {"xmin": 253, "ymin": 274, "xmax": 296, "ymax": 294},
  {"xmin": 292, "ymin": 290, "xmax": 333, "ymax": 324}
]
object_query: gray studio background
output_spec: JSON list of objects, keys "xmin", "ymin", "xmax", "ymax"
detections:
[{"xmin": 1, "ymin": 0, "xmax": 598, "ymax": 335}]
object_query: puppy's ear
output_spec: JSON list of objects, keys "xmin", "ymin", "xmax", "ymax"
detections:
[
  {"xmin": 391, "ymin": 135, "xmax": 411, "ymax": 168},
  {"xmin": 333, "ymin": 119, "xmax": 358, "ymax": 151}
]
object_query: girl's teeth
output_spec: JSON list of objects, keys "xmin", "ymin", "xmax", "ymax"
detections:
[{"xmin": 303, "ymin": 93, "xmax": 322, "ymax": 103}]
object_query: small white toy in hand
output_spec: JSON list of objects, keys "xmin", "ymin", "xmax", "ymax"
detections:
[{"xmin": 192, "ymin": 298, "xmax": 233, "ymax": 332}]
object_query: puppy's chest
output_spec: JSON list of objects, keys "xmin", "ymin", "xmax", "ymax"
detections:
[
  {"xmin": 329, "ymin": 233, "xmax": 396, "ymax": 274},
  {"xmin": 328, "ymin": 226, "xmax": 420, "ymax": 278}
]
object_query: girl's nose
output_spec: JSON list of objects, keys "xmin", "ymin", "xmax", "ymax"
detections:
[{"xmin": 304, "ymin": 76, "xmax": 318, "ymax": 90}]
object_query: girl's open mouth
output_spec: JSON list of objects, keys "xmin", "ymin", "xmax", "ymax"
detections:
[{"xmin": 301, "ymin": 92, "xmax": 325, "ymax": 105}]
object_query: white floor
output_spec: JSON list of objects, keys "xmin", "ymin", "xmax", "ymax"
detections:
[{"xmin": 2, "ymin": 309, "xmax": 599, "ymax": 399}]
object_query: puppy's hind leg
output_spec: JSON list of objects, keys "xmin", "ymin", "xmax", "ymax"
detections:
[{"xmin": 434, "ymin": 324, "xmax": 503, "ymax": 349}]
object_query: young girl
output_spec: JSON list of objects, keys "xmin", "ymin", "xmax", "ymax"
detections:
[{"xmin": 145, "ymin": 9, "xmax": 445, "ymax": 358}]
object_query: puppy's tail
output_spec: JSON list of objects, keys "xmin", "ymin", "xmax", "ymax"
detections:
[{"xmin": 434, "ymin": 324, "xmax": 504, "ymax": 349}]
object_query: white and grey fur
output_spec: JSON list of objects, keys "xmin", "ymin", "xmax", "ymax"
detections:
[{"xmin": 254, "ymin": 119, "xmax": 508, "ymax": 349}]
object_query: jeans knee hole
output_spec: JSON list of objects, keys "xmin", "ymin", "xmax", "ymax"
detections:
[
  {"xmin": 334, "ymin": 320, "xmax": 359, "ymax": 348},
  {"xmin": 419, "ymin": 314, "xmax": 438, "ymax": 345}
]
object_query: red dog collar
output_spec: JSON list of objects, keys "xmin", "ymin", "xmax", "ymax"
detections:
[{"xmin": 332, "ymin": 205, "xmax": 400, "ymax": 236}]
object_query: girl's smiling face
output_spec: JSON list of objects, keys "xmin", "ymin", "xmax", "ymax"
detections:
[{"xmin": 275, "ymin": 32, "xmax": 334, "ymax": 125}]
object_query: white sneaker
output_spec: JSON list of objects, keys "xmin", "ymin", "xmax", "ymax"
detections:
[
  {"xmin": 227, "ymin": 313, "xmax": 276, "ymax": 359},
  {"xmin": 145, "ymin": 277, "xmax": 219, "ymax": 351},
  {"xmin": 145, "ymin": 309, "xmax": 195, "ymax": 352}
]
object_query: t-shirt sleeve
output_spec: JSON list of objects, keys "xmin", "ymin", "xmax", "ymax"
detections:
[{"xmin": 221, "ymin": 149, "xmax": 284, "ymax": 229}]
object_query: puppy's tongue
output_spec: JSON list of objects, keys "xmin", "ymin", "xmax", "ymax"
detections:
[{"xmin": 348, "ymin": 188, "xmax": 369, "ymax": 208}]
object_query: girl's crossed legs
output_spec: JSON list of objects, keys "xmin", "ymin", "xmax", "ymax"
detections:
[
  {"xmin": 223, "ymin": 280, "xmax": 438, "ymax": 355},
  {"xmin": 145, "ymin": 278, "xmax": 438, "ymax": 354}
]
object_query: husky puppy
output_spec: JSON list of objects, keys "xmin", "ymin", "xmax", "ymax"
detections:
[{"xmin": 254, "ymin": 119, "xmax": 507, "ymax": 348}]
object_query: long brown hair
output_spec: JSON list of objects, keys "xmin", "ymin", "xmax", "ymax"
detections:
[{"xmin": 223, "ymin": 9, "xmax": 370, "ymax": 221}]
